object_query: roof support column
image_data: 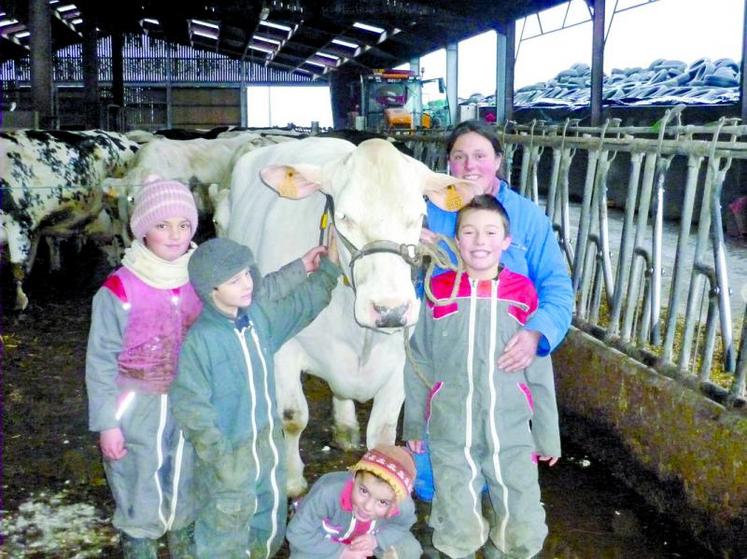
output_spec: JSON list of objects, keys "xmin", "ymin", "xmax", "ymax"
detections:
[
  {"xmin": 495, "ymin": 22, "xmax": 515, "ymax": 125},
  {"xmin": 82, "ymin": 20, "xmax": 100, "ymax": 129},
  {"xmin": 446, "ymin": 41, "xmax": 458, "ymax": 126},
  {"xmin": 410, "ymin": 57, "xmax": 422, "ymax": 127},
  {"xmin": 329, "ymin": 66, "xmax": 360, "ymax": 130},
  {"xmin": 111, "ymin": 31, "xmax": 124, "ymax": 131},
  {"xmin": 741, "ymin": 0, "xmax": 747, "ymax": 122},
  {"xmin": 590, "ymin": 0, "xmax": 605, "ymax": 125},
  {"xmin": 29, "ymin": 0, "xmax": 53, "ymax": 128}
]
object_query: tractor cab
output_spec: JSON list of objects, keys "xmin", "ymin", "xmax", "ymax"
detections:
[{"xmin": 360, "ymin": 69, "xmax": 450, "ymax": 131}]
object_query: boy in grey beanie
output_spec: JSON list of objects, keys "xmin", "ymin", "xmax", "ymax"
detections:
[{"xmin": 170, "ymin": 237, "xmax": 340, "ymax": 559}]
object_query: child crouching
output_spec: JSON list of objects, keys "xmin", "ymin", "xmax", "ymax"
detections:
[{"xmin": 287, "ymin": 445, "xmax": 422, "ymax": 559}]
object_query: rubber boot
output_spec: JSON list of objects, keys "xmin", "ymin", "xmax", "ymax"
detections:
[
  {"xmin": 120, "ymin": 532, "xmax": 158, "ymax": 559},
  {"xmin": 167, "ymin": 523, "xmax": 196, "ymax": 559}
]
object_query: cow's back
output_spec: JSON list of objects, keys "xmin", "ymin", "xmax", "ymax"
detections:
[{"xmin": 1, "ymin": 130, "xmax": 137, "ymax": 220}]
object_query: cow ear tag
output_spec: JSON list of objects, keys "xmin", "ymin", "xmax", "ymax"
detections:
[
  {"xmin": 444, "ymin": 185, "xmax": 464, "ymax": 211},
  {"xmin": 278, "ymin": 169, "xmax": 299, "ymax": 198}
]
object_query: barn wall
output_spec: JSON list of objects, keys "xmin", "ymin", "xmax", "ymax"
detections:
[
  {"xmin": 554, "ymin": 327, "xmax": 747, "ymax": 558},
  {"xmin": 170, "ymin": 87, "xmax": 241, "ymax": 129}
]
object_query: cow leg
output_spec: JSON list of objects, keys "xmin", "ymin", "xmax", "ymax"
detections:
[
  {"xmin": 365, "ymin": 365, "xmax": 405, "ymax": 449},
  {"xmin": 274, "ymin": 341, "xmax": 309, "ymax": 498},
  {"xmin": 6, "ymin": 224, "xmax": 34, "ymax": 311},
  {"xmin": 46, "ymin": 237, "xmax": 62, "ymax": 271},
  {"xmin": 332, "ymin": 396, "xmax": 360, "ymax": 451},
  {"xmin": 12, "ymin": 263, "xmax": 28, "ymax": 311}
]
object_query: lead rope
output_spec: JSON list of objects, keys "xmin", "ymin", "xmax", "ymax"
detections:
[{"xmin": 404, "ymin": 232, "xmax": 466, "ymax": 388}]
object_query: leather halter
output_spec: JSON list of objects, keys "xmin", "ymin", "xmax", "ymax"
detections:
[{"xmin": 321, "ymin": 194, "xmax": 422, "ymax": 291}]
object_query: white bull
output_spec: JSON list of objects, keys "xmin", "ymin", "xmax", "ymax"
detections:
[{"xmin": 226, "ymin": 137, "xmax": 475, "ymax": 495}]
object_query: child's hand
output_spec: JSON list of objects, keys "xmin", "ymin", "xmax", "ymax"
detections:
[
  {"xmin": 339, "ymin": 547, "xmax": 367, "ymax": 559},
  {"xmin": 301, "ymin": 245, "xmax": 328, "ymax": 273},
  {"xmin": 407, "ymin": 439, "xmax": 425, "ymax": 454},
  {"xmin": 497, "ymin": 329, "xmax": 541, "ymax": 372},
  {"xmin": 349, "ymin": 534, "xmax": 377, "ymax": 556},
  {"xmin": 100, "ymin": 427, "xmax": 127, "ymax": 461},
  {"xmin": 538, "ymin": 455, "xmax": 559, "ymax": 467}
]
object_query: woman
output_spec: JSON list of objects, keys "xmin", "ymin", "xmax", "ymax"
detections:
[{"xmin": 423, "ymin": 120, "xmax": 573, "ymax": 370}]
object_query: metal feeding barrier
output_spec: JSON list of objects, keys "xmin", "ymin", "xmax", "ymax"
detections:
[{"xmin": 399, "ymin": 110, "xmax": 746, "ymax": 405}]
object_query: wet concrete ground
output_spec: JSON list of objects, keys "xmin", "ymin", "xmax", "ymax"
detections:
[{"xmin": 0, "ymin": 239, "xmax": 724, "ymax": 558}]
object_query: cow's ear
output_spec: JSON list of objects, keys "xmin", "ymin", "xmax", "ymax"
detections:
[
  {"xmin": 260, "ymin": 164, "xmax": 323, "ymax": 199},
  {"xmin": 423, "ymin": 172, "xmax": 482, "ymax": 212}
]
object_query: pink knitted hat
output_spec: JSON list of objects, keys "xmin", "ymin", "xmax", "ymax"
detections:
[
  {"xmin": 349, "ymin": 445, "xmax": 416, "ymax": 502},
  {"xmin": 129, "ymin": 175, "xmax": 198, "ymax": 240}
]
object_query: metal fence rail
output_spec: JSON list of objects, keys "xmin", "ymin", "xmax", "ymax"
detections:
[{"xmin": 398, "ymin": 112, "xmax": 746, "ymax": 404}]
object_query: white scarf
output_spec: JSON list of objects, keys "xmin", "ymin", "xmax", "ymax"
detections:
[{"xmin": 121, "ymin": 240, "xmax": 195, "ymax": 289}]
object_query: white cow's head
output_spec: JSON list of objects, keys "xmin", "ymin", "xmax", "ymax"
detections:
[{"xmin": 260, "ymin": 138, "xmax": 479, "ymax": 330}]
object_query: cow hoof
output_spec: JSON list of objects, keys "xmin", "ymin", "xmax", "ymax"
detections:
[
  {"xmin": 14, "ymin": 292, "xmax": 29, "ymax": 312},
  {"xmin": 333, "ymin": 425, "xmax": 361, "ymax": 451},
  {"xmin": 286, "ymin": 476, "xmax": 308, "ymax": 498}
]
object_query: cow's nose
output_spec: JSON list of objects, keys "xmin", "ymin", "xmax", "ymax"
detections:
[{"xmin": 373, "ymin": 302, "xmax": 410, "ymax": 328}]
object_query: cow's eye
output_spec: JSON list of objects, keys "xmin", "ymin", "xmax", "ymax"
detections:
[{"xmin": 335, "ymin": 213, "xmax": 349, "ymax": 224}]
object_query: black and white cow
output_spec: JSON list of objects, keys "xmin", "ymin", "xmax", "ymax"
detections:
[{"xmin": 1, "ymin": 129, "xmax": 139, "ymax": 309}]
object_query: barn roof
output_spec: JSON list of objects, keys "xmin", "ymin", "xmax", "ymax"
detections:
[{"xmin": 1, "ymin": 0, "xmax": 573, "ymax": 79}]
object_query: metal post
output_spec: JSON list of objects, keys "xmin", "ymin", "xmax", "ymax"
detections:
[
  {"xmin": 495, "ymin": 26, "xmax": 507, "ymax": 125},
  {"xmin": 410, "ymin": 57, "xmax": 422, "ymax": 127},
  {"xmin": 741, "ymin": 0, "xmax": 747, "ymax": 123},
  {"xmin": 82, "ymin": 19, "xmax": 100, "ymax": 129},
  {"xmin": 29, "ymin": 0, "xmax": 53, "ymax": 127},
  {"xmin": 590, "ymin": 0, "xmax": 605, "ymax": 126},
  {"xmin": 166, "ymin": 45, "xmax": 173, "ymax": 128},
  {"xmin": 111, "ymin": 32, "xmax": 125, "ymax": 130},
  {"xmin": 502, "ymin": 22, "xmax": 515, "ymax": 125},
  {"xmin": 240, "ymin": 64, "xmax": 248, "ymax": 128},
  {"xmin": 446, "ymin": 42, "xmax": 458, "ymax": 126}
]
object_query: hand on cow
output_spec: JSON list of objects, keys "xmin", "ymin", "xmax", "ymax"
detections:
[
  {"xmin": 420, "ymin": 227, "xmax": 438, "ymax": 244},
  {"xmin": 406, "ymin": 439, "xmax": 425, "ymax": 454},
  {"xmin": 539, "ymin": 455, "xmax": 559, "ymax": 467},
  {"xmin": 349, "ymin": 534, "xmax": 377, "ymax": 556},
  {"xmin": 325, "ymin": 228, "xmax": 340, "ymax": 265},
  {"xmin": 301, "ymin": 245, "xmax": 328, "ymax": 273},
  {"xmin": 100, "ymin": 427, "xmax": 127, "ymax": 461},
  {"xmin": 496, "ymin": 329, "xmax": 541, "ymax": 372}
]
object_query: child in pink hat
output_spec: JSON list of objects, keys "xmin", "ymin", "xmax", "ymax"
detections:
[
  {"xmin": 86, "ymin": 175, "xmax": 202, "ymax": 558},
  {"xmin": 287, "ymin": 445, "xmax": 422, "ymax": 559}
]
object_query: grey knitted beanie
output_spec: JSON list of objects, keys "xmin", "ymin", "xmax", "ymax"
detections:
[{"xmin": 188, "ymin": 237, "xmax": 257, "ymax": 303}]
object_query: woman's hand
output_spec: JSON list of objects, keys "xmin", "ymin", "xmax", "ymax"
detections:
[
  {"xmin": 100, "ymin": 427, "xmax": 127, "ymax": 461},
  {"xmin": 497, "ymin": 329, "xmax": 541, "ymax": 372},
  {"xmin": 420, "ymin": 227, "xmax": 438, "ymax": 244}
]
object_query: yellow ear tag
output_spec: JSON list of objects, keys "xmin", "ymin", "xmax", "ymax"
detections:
[
  {"xmin": 278, "ymin": 170, "xmax": 299, "ymax": 198},
  {"xmin": 444, "ymin": 185, "xmax": 464, "ymax": 212},
  {"xmin": 320, "ymin": 212, "xmax": 329, "ymax": 230}
]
